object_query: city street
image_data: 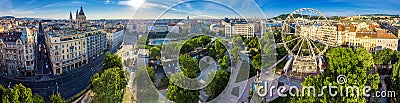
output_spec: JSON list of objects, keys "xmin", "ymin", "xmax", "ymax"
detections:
[{"xmin": 0, "ymin": 53, "xmax": 106, "ymax": 100}]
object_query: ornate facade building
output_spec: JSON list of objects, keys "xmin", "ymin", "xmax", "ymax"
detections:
[{"xmin": 0, "ymin": 28, "xmax": 36, "ymax": 76}]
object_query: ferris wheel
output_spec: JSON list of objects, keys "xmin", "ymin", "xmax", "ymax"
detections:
[{"xmin": 281, "ymin": 8, "xmax": 332, "ymax": 73}]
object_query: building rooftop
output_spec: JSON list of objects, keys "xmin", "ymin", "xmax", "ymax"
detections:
[
  {"xmin": 337, "ymin": 24, "xmax": 356, "ymax": 32},
  {"xmin": 356, "ymin": 29, "xmax": 397, "ymax": 39},
  {"xmin": 0, "ymin": 31, "xmax": 22, "ymax": 42},
  {"xmin": 48, "ymin": 28, "xmax": 101, "ymax": 37}
]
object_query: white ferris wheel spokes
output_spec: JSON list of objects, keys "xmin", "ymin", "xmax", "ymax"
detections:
[{"xmin": 281, "ymin": 8, "xmax": 332, "ymax": 73}]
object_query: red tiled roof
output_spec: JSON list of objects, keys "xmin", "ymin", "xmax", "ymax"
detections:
[{"xmin": 356, "ymin": 29, "xmax": 397, "ymax": 39}]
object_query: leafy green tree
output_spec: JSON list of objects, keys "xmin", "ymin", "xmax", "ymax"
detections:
[
  {"xmin": 262, "ymin": 38, "xmax": 275, "ymax": 57},
  {"xmin": 1, "ymin": 84, "xmax": 35, "ymax": 103},
  {"xmin": 248, "ymin": 37, "xmax": 260, "ymax": 49},
  {"xmin": 179, "ymin": 54, "xmax": 199, "ymax": 78},
  {"xmin": 206, "ymin": 70, "xmax": 229, "ymax": 100},
  {"xmin": 252, "ymin": 54, "xmax": 262, "ymax": 70},
  {"xmin": 104, "ymin": 52, "xmax": 123, "ymax": 69},
  {"xmin": 167, "ymin": 73, "xmax": 200, "ymax": 103},
  {"xmin": 2, "ymin": 88, "xmax": 12, "ymax": 103},
  {"xmin": 374, "ymin": 48, "xmax": 394, "ymax": 69},
  {"xmin": 356, "ymin": 48, "xmax": 374, "ymax": 69},
  {"xmin": 273, "ymin": 31, "xmax": 282, "ymax": 43},
  {"xmin": 276, "ymin": 46, "xmax": 287, "ymax": 59},
  {"xmin": 214, "ymin": 39, "xmax": 227, "ymax": 59},
  {"xmin": 0, "ymin": 84, "xmax": 4, "ymax": 102},
  {"xmin": 391, "ymin": 61, "xmax": 400, "ymax": 102},
  {"xmin": 49, "ymin": 93, "xmax": 64, "ymax": 103},
  {"xmin": 91, "ymin": 67, "xmax": 127, "ymax": 102},
  {"xmin": 367, "ymin": 73, "xmax": 380, "ymax": 91},
  {"xmin": 180, "ymin": 39, "xmax": 197, "ymax": 54},
  {"xmin": 32, "ymin": 94, "xmax": 45, "ymax": 103},
  {"xmin": 208, "ymin": 47, "xmax": 216, "ymax": 59},
  {"xmin": 230, "ymin": 36, "xmax": 244, "ymax": 61},
  {"xmin": 150, "ymin": 47, "xmax": 161, "ymax": 59},
  {"xmin": 218, "ymin": 55, "xmax": 229, "ymax": 70},
  {"xmin": 14, "ymin": 84, "xmax": 33, "ymax": 103},
  {"xmin": 197, "ymin": 35, "xmax": 211, "ymax": 47}
]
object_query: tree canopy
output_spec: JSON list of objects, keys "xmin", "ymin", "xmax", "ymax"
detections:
[
  {"xmin": 91, "ymin": 67, "xmax": 127, "ymax": 102},
  {"xmin": 206, "ymin": 70, "xmax": 229, "ymax": 100},
  {"xmin": 391, "ymin": 61, "xmax": 400, "ymax": 102},
  {"xmin": 214, "ymin": 39, "xmax": 227, "ymax": 60},
  {"xmin": 374, "ymin": 48, "xmax": 394, "ymax": 66},
  {"xmin": 167, "ymin": 73, "xmax": 200, "ymax": 103},
  {"xmin": 150, "ymin": 47, "xmax": 161, "ymax": 59},
  {"xmin": 49, "ymin": 93, "xmax": 64, "ymax": 103},
  {"xmin": 32, "ymin": 94, "xmax": 45, "ymax": 103},
  {"xmin": 179, "ymin": 54, "xmax": 199, "ymax": 78},
  {"xmin": 1, "ymin": 84, "xmax": 41, "ymax": 103},
  {"xmin": 104, "ymin": 52, "xmax": 123, "ymax": 69}
]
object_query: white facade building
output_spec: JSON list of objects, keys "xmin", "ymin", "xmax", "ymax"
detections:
[{"xmin": 106, "ymin": 29, "xmax": 125, "ymax": 51}]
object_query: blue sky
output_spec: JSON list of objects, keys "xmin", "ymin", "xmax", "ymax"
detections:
[{"xmin": 0, "ymin": 0, "xmax": 399, "ymax": 19}]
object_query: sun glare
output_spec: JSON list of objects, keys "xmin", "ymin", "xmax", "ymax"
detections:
[{"xmin": 127, "ymin": 0, "xmax": 145, "ymax": 8}]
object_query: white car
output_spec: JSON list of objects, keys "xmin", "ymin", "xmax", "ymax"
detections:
[{"xmin": 45, "ymin": 63, "xmax": 48, "ymax": 69}]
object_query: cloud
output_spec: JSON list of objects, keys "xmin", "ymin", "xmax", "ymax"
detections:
[
  {"xmin": 105, "ymin": 0, "xmax": 110, "ymax": 4},
  {"xmin": 10, "ymin": 10, "xmax": 35, "ymax": 15},
  {"xmin": 71, "ymin": 1, "xmax": 85, "ymax": 4}
]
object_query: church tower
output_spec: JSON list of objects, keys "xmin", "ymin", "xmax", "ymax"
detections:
[
  {"xmin": 75, "ymin": 6, "xmax": 86, "ymax": 29},
  {"xmin": 76, "ymin": 6, "xmax": 86, "ymax": 24},
  {"xmin": 69, "ymin": 11, "xmax": 74, "ymax": 29},
  {"xmin": 69, "ymin": 11, "xmax": 73, "ymax": 21}
]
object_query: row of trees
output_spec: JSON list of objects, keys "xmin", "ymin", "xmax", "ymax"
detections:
[{"xmin": 0, "ymin": 83, "xmax": 64, "ymax": 103}]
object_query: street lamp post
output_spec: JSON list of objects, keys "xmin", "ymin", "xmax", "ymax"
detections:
[{"xmin": 56, "ymin": 82, "xmax": 59, "ymax": 93}]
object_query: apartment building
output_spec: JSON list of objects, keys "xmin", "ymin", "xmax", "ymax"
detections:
[
  {"xmin": 106, "ymin": 29, "xmax": 124, "ymax": 52},
  {"xmin": 223, "ymin": 19, "xmax": 255, "ymax": 39},
  {"xmin": 337, "ymin": 24, "xmax": 357, "ymax": 46},
  {"xmin": 355, "ymin": 29, "xmax": 398, "ymax": 52},
  {"xmin": 46, "ymin": 30, "xmax": 87, "ymax": 75},
  {"xmin": 0, "ymin": 28, "xmax": 36, "ymax": 76},
  {"xmin": 46, "ymin": 29, "xmax": 107, "ymax": 75},
  {"xmin": 86, "ymin": 30, "xmax": 107, "ymax": 61}
]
